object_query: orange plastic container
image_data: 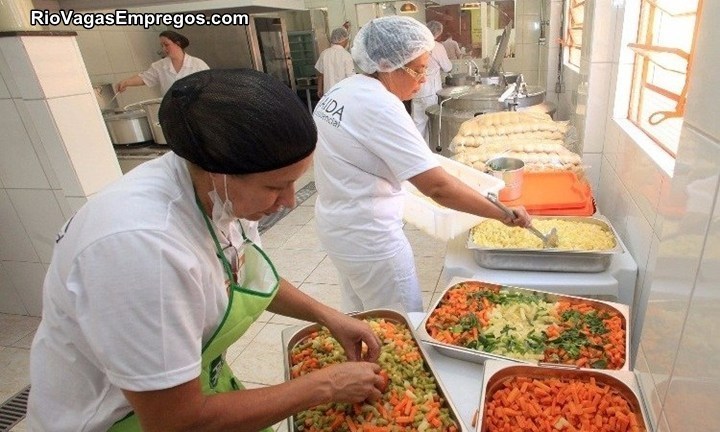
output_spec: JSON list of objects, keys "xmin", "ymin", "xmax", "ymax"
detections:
[{"xmin": 502, "ymin": 171, "xmax": 595, "ymax": 216}]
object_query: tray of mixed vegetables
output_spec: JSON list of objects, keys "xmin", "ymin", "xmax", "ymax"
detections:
[
  {"xmin": 418, "ymin": 279, "xmax": 630, "ymax": 370},
  {"xmin": 282, "ymin": 309, "xmax": 465, "ymax": 432},
  {"xmin": 477, "ymin": 360, "xmax": 647, "ymax": 432}
]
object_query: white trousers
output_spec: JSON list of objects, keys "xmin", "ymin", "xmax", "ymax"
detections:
[
  {"xmin": 327, "ymin": 237, "xmax": 423, "ymax": 313},
  {"xmin": 411, "ymin": 94, "xmax": 438, "ymax": 144}
]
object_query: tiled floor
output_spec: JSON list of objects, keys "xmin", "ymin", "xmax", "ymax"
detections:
[{"xmin": 0, "ymin": 172, "xmax": 451, "ymax": 431}]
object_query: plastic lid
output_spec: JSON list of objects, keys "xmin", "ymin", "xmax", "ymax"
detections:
[{"xmin": 502, "ymin": 171, "xmax": 592, "ymax": 211}]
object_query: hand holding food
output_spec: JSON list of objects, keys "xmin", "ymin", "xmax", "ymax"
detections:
[{"xmin": 325, "ymin": 312, "xmax": 382, "ymax": 362}]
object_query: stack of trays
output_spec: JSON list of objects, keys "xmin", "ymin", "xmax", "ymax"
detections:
[
  {"xmin": 502, "ymin": 171, "xmax": 596, "ymax": 216},
  {"xmin": 418, "ymin": 278, "xmax": 651, "ymax": 432}
]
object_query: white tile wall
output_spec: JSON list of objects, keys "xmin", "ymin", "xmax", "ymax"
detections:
[
  {"xmin": 0, "ymin": 74, "xmax": 9, "ymax": 99},
  {"xmin": 14, "ymin": 99, "xmax": 61, "ymax": 189},
  {"xmin": 3, "ymin": 261, "xmax": 47, "ymax": 316},
  {"xmin": 22, "ymin": 36, "xmax": 92, "ymax": 99},
  {"xmin": 583, "ymin": 62, "xmax": 611, "ymax": 152},
  {"xmin": 0, "ymin": 38, "xmax": 43, "ymax": 100},
  {"xmin": 0, "ymin": 42, "xmax": 21, "ymax": 98},
  {"xmin": 0, "ymin": 263, "xmax": 27, "ymax": 315},
  {"xmin": 6, "ymin": 188, "xmax": 66, "ymax": 264},
  {"xmin": 101, "ymin": 31, "xmax": 137, "ymax": 74},
  {"xmin": 75, "ymin": 31, "xmax": 112, "ymax": 76},
  {"xmin": 45, "ymin": 93, "xmax": 121, "ymax": 196},
  {"xmin": 0, "ymin": 189, "xmax": 39, "ymax": 263},
  {"xmin": 0, "ymin": 99, "xmax": 50, "ymax": 189},
  {"xmin": 24, "ymin": 99, "xmax": 84, "ymax": 196},
  {"xmin": 683, "ymin": 0, "xmax": 720, "ymax": 141}
]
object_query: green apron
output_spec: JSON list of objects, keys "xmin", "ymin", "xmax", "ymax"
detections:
[{"xmin": 110, "ymin": 201, "xmax": 279, "ymax": 432}]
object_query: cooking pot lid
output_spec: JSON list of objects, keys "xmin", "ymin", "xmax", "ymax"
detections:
[{"xmin": 103, "ymin": 109, "xmax": 148, "ymax": 120}]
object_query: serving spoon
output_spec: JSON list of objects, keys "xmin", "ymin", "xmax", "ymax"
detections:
[{"xmin": 486, "ymin": 192, "xmax": 559, "ymax": 248}]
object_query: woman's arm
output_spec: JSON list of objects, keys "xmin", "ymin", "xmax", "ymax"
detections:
[
  {"xmin": 116, "ymin": 75, "xmax": 146, "ymax": 92},
  {"xmin": 122, "ymin": 361, "xmax": 382, "ymax": 432},
  {"xmin": 409, "ymin": 166, "xmax": 531, "ymax": 227},
  {"xmin": 267, "ymin": 279, "xmax": 381, "ymax": 362}
]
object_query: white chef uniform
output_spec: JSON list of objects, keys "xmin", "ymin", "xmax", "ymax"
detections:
[
  {"xmin": 315, "ymin": 44, "xmax": 356, "ymax": 94},
  {"xmin": 27, "ymin": 153, "xmax": 241, "ymax": 431},
  {"xmin": 140, "ymin": 54, "xmax": 210, "ymax": 95},
  {"xmin": 313, "ymin": 74, "xmax": 439, "ymax": 312},
  {"xmin": 411, "ymin": 41, "xmax": 453, "ymax": 143}
]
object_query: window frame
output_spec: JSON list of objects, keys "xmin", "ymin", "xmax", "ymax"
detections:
[
  {"xmin": 563, "ymin": 0, "xmax": 585, "ymax": 71},
  {"xmin": 626, "ymin": 0, "xmax": 703, "ymax": 158}
]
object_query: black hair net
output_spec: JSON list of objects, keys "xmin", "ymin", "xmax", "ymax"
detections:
[{"xmin": 159, "ymin": 69, "xmax": 317, "ymax": 175}]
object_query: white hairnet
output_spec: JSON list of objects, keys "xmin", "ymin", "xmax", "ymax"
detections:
[
  {"xmin": 351, "ymin": 16, "xmax": 435, "ymax": 74},
  {"xmin": 330, "ymin": 27, "xmax": 348, "ymax": 44},
  {"xmin": 426, "ymin": 21, "xmax": 443, "ymax": 38}
]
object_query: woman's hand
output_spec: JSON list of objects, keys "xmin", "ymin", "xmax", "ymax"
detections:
[
  {"xmin": 324, "ymin": 312, "xmax": 381, "ymax": 363},
  {"xmin": 116, "ymin": 80, "xmax": 129, "ymax": 93},
  {"xmin": 313, "ymin": 362, "xmax": 384, "ymax": 404},
  {"xmin": 504, "ymin": 205, "xmax": 532, "ymax": 228}
]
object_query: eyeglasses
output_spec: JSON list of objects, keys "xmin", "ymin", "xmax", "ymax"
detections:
[{"xmin": 401, "ymin": 66, "xmax": 427, "ymax": 81}]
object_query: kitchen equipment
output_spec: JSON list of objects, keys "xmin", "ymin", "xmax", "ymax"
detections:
[
  {"xmin": 418, "ymin": 279, "xmax": 631, "ymax": 370},
  {"xmin": 92, "ymin": 83, "xmax": 119, "ymax": 111},
  {"xmin": 140, "ymin": 99, "xmax": 166, "ymax": 145},
  {"xmin": 281, "ymin": 309, "xmax": 466, "ymax": 432},
  {"xmin": 484, "ymin": 157, "xmax": 525, "ymax": 202},
  {"xmin": 467, "ymin": 215, "xmax": 623, "ymax": 273},
  {"xmin": 403, "ymin": 154, "xmax": 505, "ymax": 240},
  {"xmin": 502, "ymin": 171, "xmax": 595, "ymax": 216},
  {"xmin": 486, "ymin": 192, "xmax": 559, "ymax": 248},
  {"xmin": 102, "ymin": 109, "xmax": 153, "ymax": 145},
  {"xmin": 428, "ymin": 84, "xmax": 547, "ymax": 155},
  {"xmin": 477, "ymin": 361, "xmax": 650, "ymax": 432}
]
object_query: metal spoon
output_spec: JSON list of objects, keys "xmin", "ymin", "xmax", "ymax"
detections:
[{"xmin": 486, "ymin": 193, "xmax": 559, "ymax": 248}]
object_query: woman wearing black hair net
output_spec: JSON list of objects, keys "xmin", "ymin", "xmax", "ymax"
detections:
[
  {"xmin": 313, "ymin": 17, "xmax": 531, "ymax": 314},
  {"xmin": 28, "ymin": 69, "xmax": 383, "ymax": 432}
]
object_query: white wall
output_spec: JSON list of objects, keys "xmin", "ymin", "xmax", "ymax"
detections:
[
  {"xmin": 0, "ymin": 34, "xmax": 122, "ymax": 316},
  {"xmin": 568, "ymin": 0, "xmax": 720, "ymax": 430}
]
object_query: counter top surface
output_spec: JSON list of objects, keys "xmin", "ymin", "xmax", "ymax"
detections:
[{"xmin": 114, "ymin": 143, "xmax": 170, "ymax": 159}]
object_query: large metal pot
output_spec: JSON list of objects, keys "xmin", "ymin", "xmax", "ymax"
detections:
[
  {"xmin": 103, "ymin": 110, "xmax": 153, "ymax": 145},
  {"xmin": 140, "ymin": 99, "xmax": 166, "ymax": 145}
]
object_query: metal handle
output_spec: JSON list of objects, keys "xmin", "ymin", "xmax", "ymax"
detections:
[{"xmin": 486, "ymin": 192, "xmax": 516, "ymax": 220}]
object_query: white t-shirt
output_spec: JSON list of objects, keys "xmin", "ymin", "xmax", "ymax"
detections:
[
  {"xmin": 139, "ymin": 53, "xmax": 210, "ymax": 95},
  {"xmin": 414, "ymin": 41, "xmax": 453, "ymax": 98},
  {"xmin": 442, "ymin": 38, "xmax": 462, "ymax": 60},
  {"xmin": 313, "ymin": 74, "xmax": 439, "ymax": 260},
  {"xmin": 314, "ymin": 45, "xmax": 355, "ymax": 93},
  {"xmin": 27, "ymin": 153, "xmax": 237, "ymax": 431}
]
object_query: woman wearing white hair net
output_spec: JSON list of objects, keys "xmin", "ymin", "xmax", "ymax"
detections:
[
  {"xmin": 411, "ymin": 20, "xmax": 453, "ymax": 143},
  {"xmin": 315, "ymin": 27, "xmax": 355, "ymax": 98},
  {"xmin": 313, "ymin": 16, "xmax": 531, "ymax": 313}
]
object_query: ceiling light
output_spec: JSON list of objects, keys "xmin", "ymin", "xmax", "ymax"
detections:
[{"xmin": 400, "ymin": 2, "xmax": 418, "ymax": 13}]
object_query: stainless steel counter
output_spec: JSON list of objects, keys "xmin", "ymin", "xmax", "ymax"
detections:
[{"xmin": 114, "ymin": 144, "xmax": 170, "ymax": 173}]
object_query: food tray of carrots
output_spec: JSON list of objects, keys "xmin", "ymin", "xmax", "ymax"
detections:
[
  {"xmin": 418, "ymin": 279, "xmax": 630, "ymax": 370},
  {"xmin": 477, "ymin": 360, "xmax": 648, "ymax": 432},
  {"xmin": 282, "ymin": 309, "xmax": 466, "ymax": 432}
]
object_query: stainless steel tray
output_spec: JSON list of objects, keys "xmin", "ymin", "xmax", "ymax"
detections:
[
  {"xmin": 417, "ymin": 278, "xmax": 631, "ymax": 371},
  {"xmin": 476, "ymin": 361, "xmax": 650, "ymax": 432},
  {"xmin": 281, "ymin": 308, "xmax": 467, "ymax": 432},
  {"xmin": 466, "ymin": 215, "xmax": 624, "ymax": 273}
]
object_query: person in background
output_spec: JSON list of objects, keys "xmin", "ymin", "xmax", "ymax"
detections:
[
  {"xmin": 312, "ymin": 16, "xmax": 531, "ymax": 314},
  {"xmin": 116, "ymin": 30, "xmax": 209, "ymax": 96},
  {"xmin": 28, "ymin": 69, "xmax": 384, "ymax": 432},
  {"xmin": 411, "ymin": 21, "xmax": 453, "ymax": 143},
  {"xmin": 315, "ymin": 27, "xmax": 355, "ymax": 98},
  {"xmin": 442, "ymin": 33, "xmax": 463, "ymax": 60}
]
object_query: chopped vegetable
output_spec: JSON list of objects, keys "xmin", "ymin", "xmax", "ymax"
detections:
[
  {"xmin": 425, "ymin": 281, "xmax": 627, "ymax": 369},
  {"xmin": 290, "ymin": 318, "xmax": 460, "ymax": 432}
]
